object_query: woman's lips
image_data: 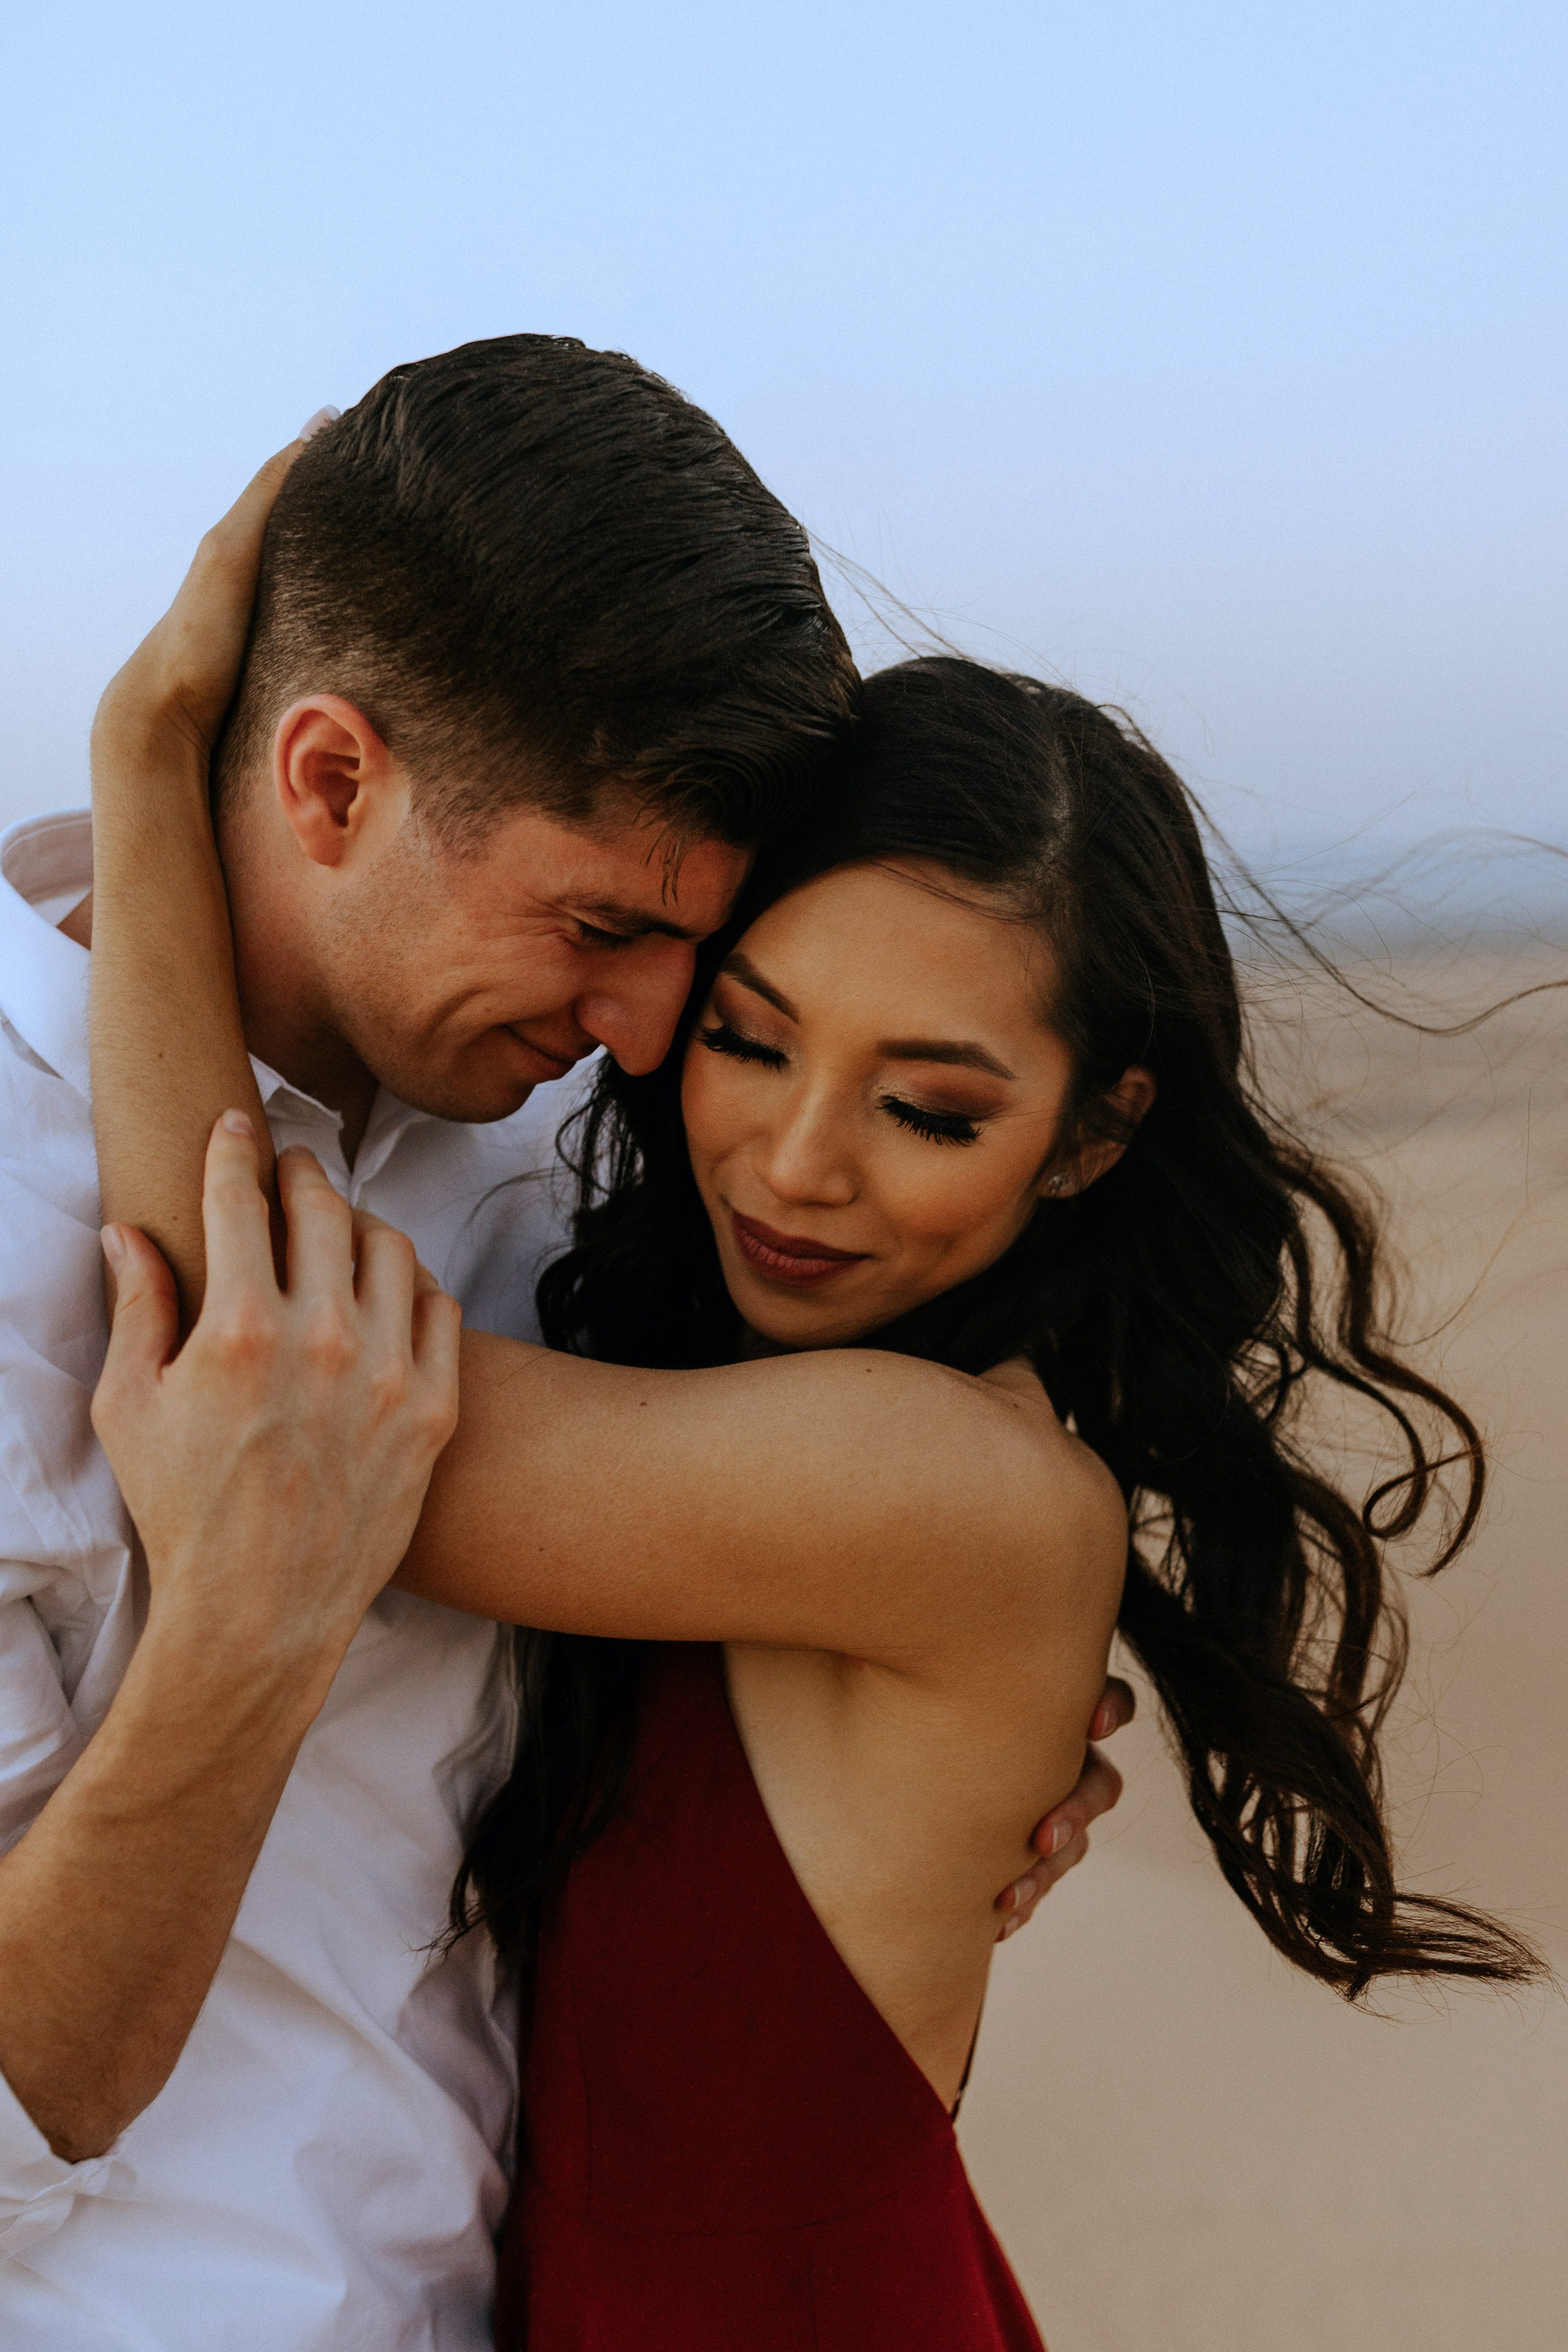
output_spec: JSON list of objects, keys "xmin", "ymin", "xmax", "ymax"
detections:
[{"xmin": 730, "ymin": 1210, "xmax": 871, "ymax": 1287}]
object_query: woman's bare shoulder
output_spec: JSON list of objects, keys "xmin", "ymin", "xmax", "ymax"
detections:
[
  {"xmin": 967, "ymin": 1356, "xmax": 1128, "ymax": 1600},
  {"xmin": 976, "ymin": 1355, "xmax": 1115, "ymax": 1479},
  {"xmin": 798, "ymin": 1347, "xmax": 1126, "ymax": 1612},
  {"xmin": 789, "ymin": 1347, "xmax": 1120, "ymax": 1514}
]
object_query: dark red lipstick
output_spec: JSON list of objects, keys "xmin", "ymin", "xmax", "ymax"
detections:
[{"xmin": 730, "ymin": 1210, "xmax": 870, "ymax": 1287}]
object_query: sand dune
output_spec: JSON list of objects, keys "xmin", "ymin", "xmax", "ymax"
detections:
[{"xmin": 961, "ymin": 940, "xmax": 1568, "ymax": 2351}]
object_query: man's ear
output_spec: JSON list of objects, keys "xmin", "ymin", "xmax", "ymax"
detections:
[
  {"xmin": 1046, "ymin": 1066, "xmax": 1157, "ymax": 1199},
  {"xmin": 272, "ymin": 697, "xmax": 395, "ymax": 870}
]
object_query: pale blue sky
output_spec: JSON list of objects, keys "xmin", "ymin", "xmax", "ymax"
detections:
[{"xmin": 3, "ymin": 1, "xmax": 1564, "ymax": 873}]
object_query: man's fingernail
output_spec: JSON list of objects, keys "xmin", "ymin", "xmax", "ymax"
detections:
[
  {"xmin": 100, "ymin": 1225, "xmax": 126, "ymax": 1272},
  {"xmin": 1049, "ymin": 1818, "xmax": 1075, "ymax": 1857},
  {"xmin": 221, "ymin": 1110, "xmax": 255, "ymax": 1138},
  {"xmin": 297, "ymin": 405, "xmax": 341, "ymax": 441}
]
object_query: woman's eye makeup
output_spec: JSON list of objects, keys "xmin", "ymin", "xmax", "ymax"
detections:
[
  {"xmin": 698, "ymin": 1018, "xmax": 788, "ymax": 1069},
  {"xmin": 699, "ymin": 1010, "xmax": 991, "ymax": 1143},
  {"xmin": 879, "ymin": 1095, "xmax": 983, "ymax": 1146}
]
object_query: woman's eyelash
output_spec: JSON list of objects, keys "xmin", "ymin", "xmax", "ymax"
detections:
[
  {"xmin": 698, "ymin": 1019, "xmax": 788, "ymax": 1069},
  {"xmin": 881, "ymin": 1097, "xmax": 982, "ymax": 1146},
  {"xmin": 699, "ymin": 1023, "xmax": 981, "ymax": 1143}
]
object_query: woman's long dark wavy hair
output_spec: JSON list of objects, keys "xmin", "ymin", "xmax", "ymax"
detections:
[{"xmin": 453, "ymin": 656, "xmax": 1540, "ymax": 2001}]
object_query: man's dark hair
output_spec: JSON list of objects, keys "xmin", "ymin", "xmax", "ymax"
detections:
[{"xmin": 217, "ymin": 335, "xmax": 860, "ymax": 849}]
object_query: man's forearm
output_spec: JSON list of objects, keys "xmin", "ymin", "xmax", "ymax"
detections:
[{"xmin": 0, "ymin": 1622, "xmax": 335, "ymax": 2160}]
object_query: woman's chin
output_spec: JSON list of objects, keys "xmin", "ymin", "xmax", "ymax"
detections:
[{"xmin": 727, "ymin": 1271, "xmax": 889, "ymax": 1355}]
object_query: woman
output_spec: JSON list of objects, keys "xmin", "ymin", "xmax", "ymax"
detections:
[{"xmin": 88, "ymin": 459, "xmax": 1535, "ymax": 2349}]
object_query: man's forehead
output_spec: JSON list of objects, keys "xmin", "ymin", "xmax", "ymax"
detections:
[{"xmin": 529, "ymin": 807, "xmax": 752, "ymax": 930}]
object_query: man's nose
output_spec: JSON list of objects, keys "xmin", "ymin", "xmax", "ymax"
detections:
[{"xmin": 575, "ymin": 941, "xmax": 697, "ymax": 1076}]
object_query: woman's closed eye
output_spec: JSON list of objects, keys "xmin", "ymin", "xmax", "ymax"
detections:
[
  {"xmin": 880, "ymin": 1096, "xmax": 982, "ymax": 1146},
  {"xmin": 698, "ymin": 1019, "xmax": 788, "ymax": 1069},
  {"xmin": 701, "ymin": 1020, "xmax": 987, "ymax": 1144}
]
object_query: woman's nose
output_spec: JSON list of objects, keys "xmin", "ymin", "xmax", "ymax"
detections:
[{"xmin": 756, "ymin": 1097, "xmax": 857, "ymax": 1207}]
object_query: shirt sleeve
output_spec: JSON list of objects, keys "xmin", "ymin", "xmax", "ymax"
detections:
[
  {"xmin": 0, "ymin": 1572, "xmax": 84, "ymax": 1857},
  {"xmin": 0, "ymin": 2072, "xmax": 128, "ymax": 2261},
  {"xmin": 0, "ymin": 1567, "xmax": 125, "ymax": 2261}
]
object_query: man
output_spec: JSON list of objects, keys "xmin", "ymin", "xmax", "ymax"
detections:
[{"xmin": 0, "ymin": 336, "xmax": 1125, "ymax": 2348}]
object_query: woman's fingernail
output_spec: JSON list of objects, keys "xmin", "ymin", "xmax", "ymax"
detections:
[
  {"xmin": 297, "ymin": 405, "xmax": 341, "ymax": 441},
  {"xmin": 1049, "ymin": 1818, "xmax": 1075, "ymax": 1857},
  {"xmin": 221, "ymin": 1110, "xmax": 255, "ymax": 1138},
  {"xmin": 100, "ymin": 1226, "xmax": 126, "ymax": 1272}
]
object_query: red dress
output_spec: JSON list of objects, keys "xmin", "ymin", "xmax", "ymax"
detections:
[{"xmin": 495, "ymin": 1642, "xmax": 1046, "ymax": 2350}]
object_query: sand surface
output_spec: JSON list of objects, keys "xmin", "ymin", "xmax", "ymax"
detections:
[{"xmin": 959, "ymin": 940, "xmax": 1568, "ymax": 2349}]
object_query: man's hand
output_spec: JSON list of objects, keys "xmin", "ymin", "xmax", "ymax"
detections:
[
  {"xmin": 95, "ymin": 1118, "xmax": 461, "ymax": 1679},
  {"xmin": 994, "ymin": 1677, "xmax": 1135, "ymax": 1941}
]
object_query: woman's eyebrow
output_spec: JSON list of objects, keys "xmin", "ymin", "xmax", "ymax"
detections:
[
  {"xmin": 719, "ymin": 953, "xmax": 799, "ymax": 1020},
  {"xmin": 719, "ymin": 957, "xmax": 1014, "ymax": 1079},
  {"xmin": 878, "ymin": 1039, "xmax": 1017, "ymax": 1080}
]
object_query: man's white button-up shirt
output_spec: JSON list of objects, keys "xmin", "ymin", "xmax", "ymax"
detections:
[{"xmin": 0, "ymin": 810, "xmax": 580, "ymax": 2350}]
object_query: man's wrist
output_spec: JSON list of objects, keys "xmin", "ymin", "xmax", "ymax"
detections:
[{"xmin": 121, "ymin": 1608, "xmax": 348, "ymax": 1764}]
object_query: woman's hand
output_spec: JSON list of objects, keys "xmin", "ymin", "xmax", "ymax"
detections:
[
  {"xmin": 93, "ymin": 1115, "xmax": 461, "ymax": 1686},
  {"xmin": 91, "ymin": 417, "xmax": 332, "ymax": 780}
]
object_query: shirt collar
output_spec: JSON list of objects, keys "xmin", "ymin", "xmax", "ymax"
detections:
[
  {"xmin": 0, "ymin": 810, "xmax": 94, "ymax": 1097},
  {"xmin": 249, "ymin": 1055, "xmax": 341, "ymax": 1124}
]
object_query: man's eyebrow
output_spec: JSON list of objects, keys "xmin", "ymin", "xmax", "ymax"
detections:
[
  {"xmin": 878, "ymin": 1039, "xmax": 1017, "ymax": 1080},
  {"xmin": 575, "ymin": 899, "xmax": 708, "ymax": 943},
  {"xmin": 719, "ymin": 952, "xmax": 799, "ymax": 1020}
]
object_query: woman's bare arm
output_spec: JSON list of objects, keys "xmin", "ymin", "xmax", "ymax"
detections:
[
  {"xmin": 85, "ymin": 467, "xmax": 1122, "ymax": 1684},
  {"xmin": 397, "ymin": 1329, "xmax": 1124, "ymax": 1678},
  {"xmin": 90, "ymin": 446, "xmax": 297, "ymax": 1313},
  {"xmin": 84, "ymin": 465, "xmax": 1120, "ymax": 1684}
]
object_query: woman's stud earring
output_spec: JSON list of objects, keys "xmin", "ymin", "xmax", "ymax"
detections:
[{"xmin": 1047, "ymin": 1175, "xmax": 1066, "ymax": 1195}]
